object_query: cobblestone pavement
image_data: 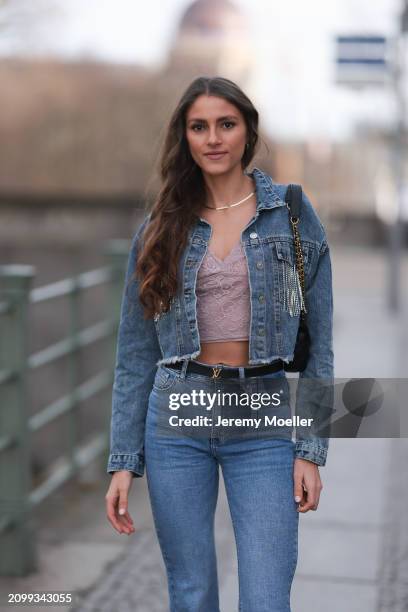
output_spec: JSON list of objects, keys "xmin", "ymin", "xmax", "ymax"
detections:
[{"xmin": 70, "ymin": 529, "xmax": 172, "ymax": 612}]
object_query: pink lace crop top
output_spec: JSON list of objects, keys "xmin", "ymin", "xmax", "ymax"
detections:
[{"xmin": 196, "ymin": 242, "xmax": 251, "ymax": 342}]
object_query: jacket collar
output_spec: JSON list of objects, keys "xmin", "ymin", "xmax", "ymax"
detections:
[{"xmin": 246, "ymin": 166, "xmax": 287, "ymax": 212}]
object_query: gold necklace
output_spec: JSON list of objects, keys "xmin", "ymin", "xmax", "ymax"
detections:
[{"xmin": 204, "ymin": 190, "xmax": 255, "ymax": 211}]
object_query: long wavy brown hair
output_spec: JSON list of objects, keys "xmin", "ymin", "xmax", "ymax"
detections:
[{"xmin": 135, "ymin": 76, "xmax": 259, "ymax": 320}]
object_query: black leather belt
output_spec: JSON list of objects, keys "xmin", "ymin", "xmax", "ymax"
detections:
[{"xmin": 165, "ymin": 359, "xmax": 284, "ymax": 379}]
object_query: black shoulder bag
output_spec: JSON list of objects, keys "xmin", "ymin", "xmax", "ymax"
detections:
[{"xmin": 281, "ymin": 184, "xmax": 310, "ymax": 372}]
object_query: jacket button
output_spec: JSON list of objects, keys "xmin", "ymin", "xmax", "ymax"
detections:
[
  {"xmin": 256, "ymin": 261, "xmax": 263, "ymax": 269},
  {"xmin": 250, "ymin": 232, "xmax": 258, "ymax": 239},
  {"xmin": 258, "ymin": 327, "xmax": 265, "ymax": 336},
  {"xmin": 258, "ymin": 294, "xmax": 265, "ymax": 303}
]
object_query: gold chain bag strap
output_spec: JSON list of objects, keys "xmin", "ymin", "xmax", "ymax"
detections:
[{"xmin": 282, "ymin": 184, "xmax": 310, "ymax": 372}]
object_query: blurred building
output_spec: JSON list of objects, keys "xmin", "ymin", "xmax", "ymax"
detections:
[
  {"xmin": 168, "ymin": 0, "xmax": 253, "ymax": 85},
  {"xmin": 0, "ymin": 0, "xmax": 256, "ymax": 202}
]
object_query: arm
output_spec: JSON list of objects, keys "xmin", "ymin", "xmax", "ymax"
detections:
[
  {"xmin": 294, "ymin": 236, "xmax": 334, "ymax": 467},
  {"xmin": 107, "ymin": 215, "xmax": 162, "ymax": 478}
]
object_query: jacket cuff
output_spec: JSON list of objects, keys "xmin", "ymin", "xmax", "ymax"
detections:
[
  {"xmin": 295, "ymin": 441, "xmax": 328, "ymax": 466},
  {"xmin": 107, "ymin": 453, "xmax": 145, "ymax": 478}
]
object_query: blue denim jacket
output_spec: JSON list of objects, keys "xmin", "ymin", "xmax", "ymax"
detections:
[{"xmin": 107, "ymin": 166, "xmax": 334, "ymax": 476}]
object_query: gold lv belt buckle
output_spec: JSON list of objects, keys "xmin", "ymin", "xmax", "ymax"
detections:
[{"xmin": 211, "ymin": 367, "xmax": 222, "ymax": 379}]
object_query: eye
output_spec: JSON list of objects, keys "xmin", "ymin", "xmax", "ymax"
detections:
[{"xmin": 189, "ymin": 121, "xmax": 236, "ymax": 132}]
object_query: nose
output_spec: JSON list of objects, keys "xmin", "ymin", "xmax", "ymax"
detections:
[{"xmin": 207, "ymin": 126, "xmax": 222, "ymax": 146}]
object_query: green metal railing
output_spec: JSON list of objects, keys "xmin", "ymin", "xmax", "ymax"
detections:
[{"xmin": 0, "ymin": 240, "xmax": 130, "ymax": 576}]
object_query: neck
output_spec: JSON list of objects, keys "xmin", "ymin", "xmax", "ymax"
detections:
[{"xmin": 202, "ymin": 165, "xmax": 254, "ymax": 209}]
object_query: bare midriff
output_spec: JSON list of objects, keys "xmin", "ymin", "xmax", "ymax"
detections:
[{"xmin": 195, "ymin": 340, "xmax": 250, "ymax": 367}]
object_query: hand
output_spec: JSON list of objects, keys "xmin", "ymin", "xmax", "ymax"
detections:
[
  {"xmin": 293, "ymin": 458, "xmax": 323, "ymax": 513},
  {"xmin": 105, "ymin": 470, "xmax": 136, "ymax": 535}
]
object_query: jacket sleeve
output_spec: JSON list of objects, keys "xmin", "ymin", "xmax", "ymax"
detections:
[
  {"xmin": 294, "ymin": 234, "xmax": 334, "ymax": 467},
  {"xmin": 107, "ymin": 215, "xmax": 162, "ymax": 478}
]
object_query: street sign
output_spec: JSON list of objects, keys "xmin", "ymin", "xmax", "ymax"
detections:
[{"xmin": 335, "ymin": 34, "xmax": 392, "ymax": 87}]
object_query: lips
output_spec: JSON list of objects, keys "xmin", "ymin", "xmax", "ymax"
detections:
[{"xmin": 204, "ymin": 152, "xmax": 227, "ymax": 160}]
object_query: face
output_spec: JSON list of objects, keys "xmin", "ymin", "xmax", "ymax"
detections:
[{"xmin": 185, "ymin": 94, "xmax": 248, "ymax": 175}]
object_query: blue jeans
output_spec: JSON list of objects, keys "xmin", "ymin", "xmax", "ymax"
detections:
[{"xmin": 145, "ymin": 360, "xmax": 299, "ymax": 612}]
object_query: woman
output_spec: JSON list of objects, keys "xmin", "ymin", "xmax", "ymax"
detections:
[{"xmin": 105, "ymin": 76, "xmax": 333, "ymax": 611}]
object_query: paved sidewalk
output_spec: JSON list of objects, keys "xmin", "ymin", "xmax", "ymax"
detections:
[{"xmin": 0, "ymin": 245, "xmax": 407, "ymax": 612}]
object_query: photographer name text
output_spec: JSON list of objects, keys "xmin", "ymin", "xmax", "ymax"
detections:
[{"xmin": 168, "ymin": 415, "xmax": 313, "ymax": 428}]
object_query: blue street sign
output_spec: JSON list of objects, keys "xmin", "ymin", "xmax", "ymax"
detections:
[{"xmin": 335, "ymin": 34, "xmax": 391, "ymax": 87}]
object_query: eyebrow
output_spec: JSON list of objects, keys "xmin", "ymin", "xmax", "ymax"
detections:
[{"xmin": 187, "ymin": 115, "xmax": 239, "ymax": 124}]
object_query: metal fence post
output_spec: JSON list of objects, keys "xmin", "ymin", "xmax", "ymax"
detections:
[
  {"xmin": 0, "ymin": 265, "xmax": 36, "ymax": 576},
  {"xmin": 101, "ymin": 240, "xmax": 131, "ymax": 475},
  {"xmin": 68, "ymin": 279, "xmax": 81, "ymax": 480}
]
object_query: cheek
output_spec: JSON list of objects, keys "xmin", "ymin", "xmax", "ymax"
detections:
[
  {"xmin": 186, "ymin": 135, "xmax": 201, "ymax": 157},
  {"xmin": 228, "ymin": 131, "xmax": 246, "ymax": 152}
]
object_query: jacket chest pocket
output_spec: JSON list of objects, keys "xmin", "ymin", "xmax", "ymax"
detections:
[{"xmin": 272, "ymin": 240, "xmax": 311, "ymax": 317}]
